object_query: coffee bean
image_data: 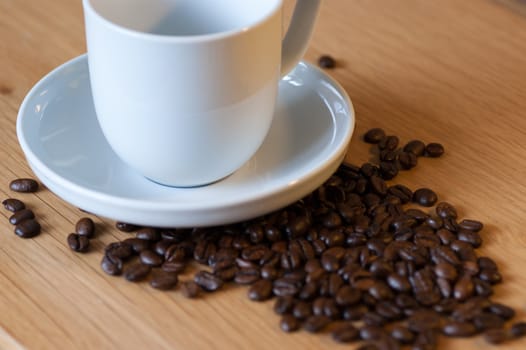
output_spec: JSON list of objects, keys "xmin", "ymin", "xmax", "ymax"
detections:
[
  {"xmin": 318, "ymin": 54, "xmax": 336, "ymax": 69},
  {"xmin": 434, "ymin": 262, "xmax": 458, "ymax": 281},
  {"xmin": 234, "ymin": 268, "xmax": 260, "ymax": 285},
  {"xmin": 408, "ymin": 310, "xmax": 442, "ymax": 332},
  {"xmin": 105, "ymin": 241, "xmax": 134, "ymax": 259},
  {"xmin": 194, "ymin": 271, "xmax": 223, "ymax": 291},
  {"xmin": 124, "ymin": 238, "xmax": 151, "ymax": 254},
  {"xmin": 150, "ymin": 271, "xmax": 178, "ymax": 290},
  {"xmin": 379, "ymin": 135, "xmax": 399, "ymax": 151},
  {"xmin": 398, "ymin": 151, "xmax": 418, "ymax": 170},
  {"xmin": 9, "ymin": 208, "xmax": 35, "ymax": 225},
  {"xmin": 280, "ymin": 314, "xmax": 300, "ymax": 332},
  {"xmin": 457, "ymin": 229, "xmax": 482, "ymax": 248},
  {"xmin": 75, "ymin": 217, "xmax": 95, "ymax": 238},
  {"xmin": 472, "ymin": 312, "xmax": 505, "ymax": 330},
  {"xmin": 115, "ymin": 222, "xmax": 140, "ymax": 232},
  {"xmin": 390, "ymin": 325, "xmax": 415, "ymax": 344},
  {"xmin": 67, "ymin": 233, "xmax": 90, "ymax": 252},
  {"xmin": 139, "ymin": 250, "xmax": 163, "ymax": 267},
  {"xmin": 9, "ymin": 178, "xmax": 39, "ymax": 192},
  {"xmin": 101, "ymin": 255, "xmax": 123, "ymax": 276},
  {"xmin": 14, "ymin": 219, "xmax": 41, "ymax": 238},
  {"xmin": 364, "ymin": 128, "xmax": 386, "ymax": 144},
  {"xmin": 412, "ymin": 188, "xmax": 438, "ymax": 207},
  {"xmin": 403, "ymin": 140, "xmax": 426, "ymax": 156},
  {"xmin": 248, "ymin": 279, "xmax": 273, "ymax": 301},
  {"xmin": 136, "ymin": 227, "xmax": 161, "ymax": 241},
  {"xmin": 360, "ymin": 325, "xmax": 386, "ymax": 340},
  {"xmin": 442, "ymin": 321, "xmax": 478, "ymax": 337},
  {"xmin": 484, "ymin": 328, "xmax": 510, "ymax": 344},
  {"xmin": 510, "ymin": 321, "xmax": 526, "ymax": 338},
  {"xmin": 478, "ymin": 269, "xmax": 502, "ymax": 284},
  {"xmin": 303, "ymin": 315, "xmax": 331, "ymax": 333},
  {"xmin": 488, "ymin": 303, "xmax": 515, "ymax": 320},
  {"xmin": 379, "ymin": 161, "xmax": 399, "ymax": 180},
  {"xmin": 453, "ymin": 274, "xmax": 474, "ymax": 301},
  {"xmin": 458, "ymin": 219, "xmax": 483, "ymax": 232},
  {"xmin": 425, "ymin": 143, "xmax": 444, "ymax": 157},
  {"xmin": 435, "ymin": 202, "xmax": 457, "ymax": 219},
  {"xmin": 123, "ymin": 262, "xmax": 151, "ymax": 282},
  {"xmin": 180, "ymin": 281, "xmax": 201, "ymax": 298},
  {"xmin": 332, "ymin": 323, "xmax": 360, "ymax": 343},
  {"xmin": 2, "ymin": 198, "xmax": 25, "ymax": 212}
]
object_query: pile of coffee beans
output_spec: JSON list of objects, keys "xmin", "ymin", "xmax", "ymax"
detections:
[
  {"xmin": 2, "ymin": 178, "xmax": 41, "ymax": 238},
  {"xmin": 4, "ymin": 128, "xmax": 525, "ymax": 349},
  {"xmin": 94, "ymin": 128, "xmax": 524, "ymax": 348}
]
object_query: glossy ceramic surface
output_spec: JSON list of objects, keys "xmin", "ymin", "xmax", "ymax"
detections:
[{"xmin": 17, "ymin": 55, "xmax": 354, "ymax": 227}]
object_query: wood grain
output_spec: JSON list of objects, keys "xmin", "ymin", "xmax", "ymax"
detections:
[{"xmin": 1, "ymin": 0, "xmax": 526, "ymax": 349}]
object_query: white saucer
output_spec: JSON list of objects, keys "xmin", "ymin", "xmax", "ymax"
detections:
[{"xmin": 17, "ymin": 55, "xmax": 354, "ymax": 227}]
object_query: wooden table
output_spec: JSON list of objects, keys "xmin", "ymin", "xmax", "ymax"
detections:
[{"xmin": 1, "ymin": 0, "xmax": 526, "ymax": 349}]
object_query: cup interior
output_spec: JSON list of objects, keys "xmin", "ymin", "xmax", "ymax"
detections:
[{"xmin": 86, "ymin": 0, "xmax": 281, "ymax": 36}]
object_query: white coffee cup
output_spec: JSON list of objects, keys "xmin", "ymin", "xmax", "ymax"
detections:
[{"xmin": 83, "ymin": 0, "xmax": 321, "ymax": 187}]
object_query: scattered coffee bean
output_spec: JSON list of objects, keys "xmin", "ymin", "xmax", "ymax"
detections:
[
  {"xmin": 332, "ymin": 323, "xmax": 360, "ymax": 343},
  {"xmin": 442, "ymin": 321, "xmax": 478, "ymax": 337},
  {"xmin": 101, "ymin": 255, "xmax": 123, "ymax": 276},
  {"xmin": 115, "ymin": 222, "xmax": 140, "ymax": 232},
  {"xmin": 280, "ymin": 314, "xmax": 300, "ymax": 332},
  {"xmin": 318, "ymin": 54, "xmax": 336, "ymax": 69},
  {"xmin": 425, "ymin": 143, "xmax": 445, "ymax": 157},
  {"xmin": 14, "ymin": 219, "xmax": 41, "ymax": 238},
  {"xmin": 9, "ymin": 178, "xmax": 39, "ymax": 193},
  {"xmin": 123, "ymin": 262, "xmax": 151, "ymax": 282},
  {"xmin": 9, "ymin": 208, "xmax": 35, "ymax": 225},
  {"xmin": 303, "ymin": 315, "xmax": 331, "ymax": 333},
  {"xmin": 413, "ymin": 188, "xmax": 438, "ymax": 207},
  {"xmin": 75, "ymin": 217, "xmax": 95, "ymax": 238},
  {"xmin": 150, "ymin": 271, "xmax": 178, "ymax": 290},
  {"xmin": 194, "ymin": 271, "xmax": 223, "ymax": 291},
  {"xmin": 364, "ymin": 128, "xmax": 386, "ymax": 144},
  {"xmin": 248, "ymin": 279, "xmax": 273, "ymax": 301},
  {"xmin": 403, "ymin": 140, "xmax": 426, "ymax": 156},
  {"xmin": 510, "ymin": 321, "xmax": 526, "ymax": 338},
  {"xmin": 139, "ymin": 250, "xmax": 164, "ymax": 267},
  {"xmin": 2, "ymin": 198, "xmax": 25, "ymax": 212},
  {"xmin": 67, "ymin": 233, "xmax": 90, "ymax": 252}
]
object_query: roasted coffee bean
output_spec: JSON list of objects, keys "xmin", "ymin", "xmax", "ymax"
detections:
[
  {"xmin": 161, "ymin": 260, "xmax": 186, "ymax": 273},
  {"xmin": 362, "ymin": 312, "xmax": 387, "ymax": 326},
  {"xmin": 335, "ymin": 285, "xmax": 361, "ymax": 306},
  {"xmin": 14, "ymin": 219, "xmax": 41, "ymax": 238},
  {"xmin": 356, "ymin": 344, "xmax": 380, "ymax": 350},
  {"xmin": 9, "ymin": 208, "xmax": 35, "ymax": 225},
  {"xmin": 458, "ymin": 219, "xmax": 483, "ymax": 232},
  {"xmin": 484, "ymin": 328, "xmax": 510, "ymax": 344},
  {"xmin": 390, "ymin": 326, "xmax": 415, "ymax": 344},
  {"xmin": 2, "ymin": 198, "xmax": 25, "ymax": 212},
  {"xmin": 375, "ymin": 301, "xmax": 402, "ymax": 320},
  {"xmin": 435, "ymin": 202, "xmax": 457, "ymax": 219},
  {"xmin": 453, "ymin": 274, "xmax": 474, "ymax": 301},
  {"xmin": 274, "ymin": 296, "xmax": 295, "ymax": 315},
  {"xmin": 510, "ymin": 321, "xmax": 526, "ymax": 338},
  {"xmin": 332, "ymin": 323, "xmax": 360, "ymax": 343},
  {"xmin": 442, "ymin": 321, "xmax": 478, "ymax": 337},
  {"xmin": 425, "ymin": 143, "xmax": 444, "ymax": 157},
  {"xmin": 248, "ymin": 279, "xmax": 273, "ymax": 301},
  {"xmin": 122, "ymin": 238, "xmax": 150, "ymax": 254},
  {"xmin": 474, "ymin": 278, "xmax": 493, "ymax": 297},
  {"xmin": 388, "ymin": 185, "xmax": 413, "ymax": 204},
  {"xmin": 412, "ymin": 188, "xmax": 438, "ymax": 207},
  {"xmin": 115, "ymin": 222, "xmax": 140, "ymax": 232},
  {"xmin": 9, "ymin": 178, "xmax": 39, "ymax": 192},
  {"xmin": 152, "ymin": 240, "xmax": 173, "ymax": 256},
  {"xmin": 260, "ymin": 265, "xmax": 279, "ymax": 280},
  {"xmin": 214, "ymin": 265, "xmax": 237, "ymax": 281},
  {"xmin": 194, "ymin": 271, "xmax": 223, "ymax": 291},
  {"xmin": 478, "ymin": 269, "xmax": 502, "ymax": 284},
  {"xmin": 123, "ymin": 262, "xmax": 151, "ymax": 282},
  {"xmin": 386, "ymin": 273, "xmax": 411, "ymax": 292},
  {"xmin": 292, "ymin": 300, "xmax": 312, "ymax": 319},
  {"xmin": 136, "ymin": 227, "xmax": 161, "ymax": 241},
  {"xmin": 75, "ymin": 217, "xmax": 95, "ymax": 238},
  {"xmin": 408, "ymin": 310, "xmax": 442, "ymax": 332},
  {"xmin": 234, "ymin": 268, "xmax": 260, "ymax": 285},
  {"xmin": 101, "ymin": 255, "xmax": 123, "ymax": 276},
  {"xmin": 379, "ymin": 135, "xmax": 399, "ymax": 151},
  {"xmin": 403, "ymin": 140, "xmax": 426, "ymax": 156},
  {"xmin": 472, "ymin": 312, "xmax": 505, "ymax": 330},
  {"xmin": 164, "ymin": 245, "xmax": 187, "ymax": 263},
  {"xmin": 364, "ymin": 128, "xmax": 387, "ymax": 144},
  {"xmin": 105, "ymin": 241, "xmax": 134, "ymax": 259},
  {"xmin": 194, "ymin": 240, "xmax": 216, "ymax": 264},
  {"xmin": 451, "ymin": 297, "xmax": 488, "ymax": 322},
  {"xmin": 434, "ymin": 261, "xmax": 458, "ymax": 281},
  {"xmin": 280, "ymin": 314, "xmax": 300, "ymax": 332},
  {"xmin": 478, "ymin": 257, "xmax": 498, "ymax": 271},
  {"xmin": 318, "ymin": 54, "xmax": 336, "ymax": 69},
  {"xmin": 379, "ymin": 161, "xmax": 399, "ymax": 180},
  {"xmin": 303, "ymin": 315, "xmax": 331, "ymax": 333},
  {"xmin": 139, "ymin": 250, "xmax": 163, "ymax": 267},
  {"xmin": 180, "ymin": 281, "xmax": 201, "ymax": 298},
  {"xmin": 360, "ymin": 325, "xmax": 386, "ymax": 340},
  {"xmin": 457, "ymin": 229, "xmax": 482, "ymax": 248},
  {"xmin": 398, "ymin": 151, "xmax": 418, "ymax": 170},
  {"xmin": 67, "ymin": 233, "xmax": 90, "ymax": 252},
  {"xmin": 368, "ymin": 281, "xmax": 393, "ymax": 300},
  {"xmin": 149, "ymin": 271, "xmax": 178, "ymax": 290},
  {"xmin": 488, "ymin": 303, "xmax": 515, "ymax": 320}
]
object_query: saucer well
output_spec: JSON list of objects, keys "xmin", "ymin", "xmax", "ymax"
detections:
[{"xmin": 17, "ymin": 55, "xmax": 355, "ymax": 227}]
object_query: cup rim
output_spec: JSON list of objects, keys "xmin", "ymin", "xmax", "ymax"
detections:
[{"xmin": 82, "ymin": 0, "xmax": 283, "ymax": 42}]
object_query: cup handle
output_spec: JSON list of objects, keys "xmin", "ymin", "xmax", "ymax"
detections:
[{"xmin": 281, "ymin": 0, "xmax": 322, "ymax": 77}]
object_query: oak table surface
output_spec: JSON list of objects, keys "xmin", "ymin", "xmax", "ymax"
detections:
[{"xmin": 1, "ymin": 0, "xmax": 526, "ymax": 349}]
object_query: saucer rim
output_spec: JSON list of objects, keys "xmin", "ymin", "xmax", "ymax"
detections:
[{"xmin": 17, "ymin": 54, "xmax": 355, "ymax": 224}]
